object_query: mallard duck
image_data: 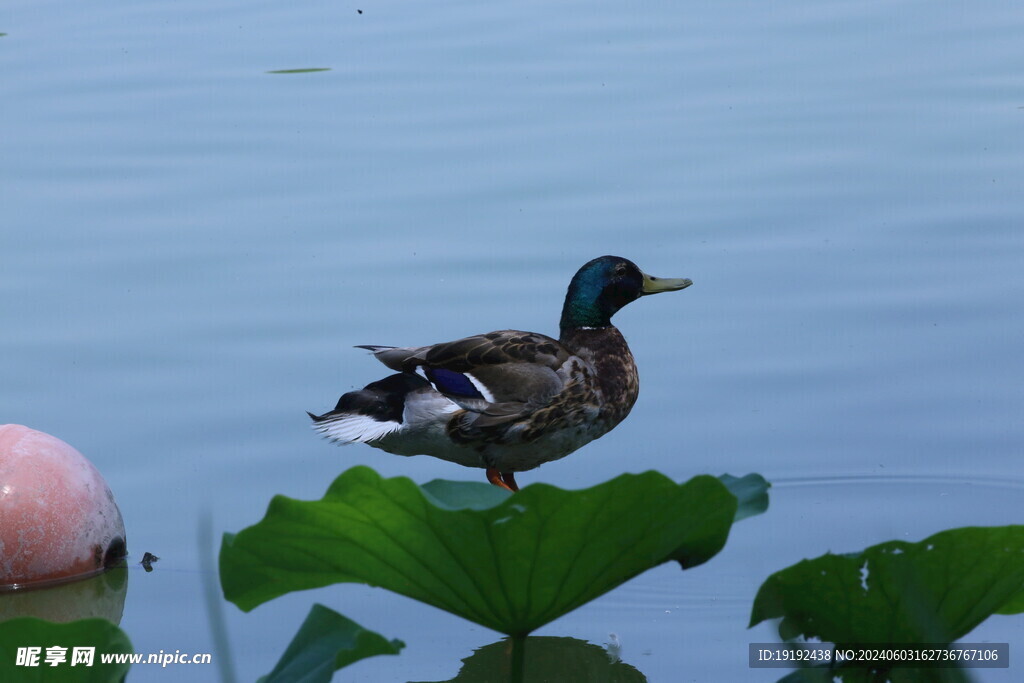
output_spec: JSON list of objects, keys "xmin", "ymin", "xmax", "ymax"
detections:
[{"xmin": 309, "ymin": 255, "xmax": 692, "ymax": 491}]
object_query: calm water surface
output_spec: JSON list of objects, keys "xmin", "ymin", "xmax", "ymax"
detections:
[{"xmin": 2, "ymin": 0, "xmax": 1023, "ymax": 680}]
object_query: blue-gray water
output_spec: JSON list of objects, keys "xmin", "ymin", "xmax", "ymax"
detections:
[{"xmin": 2, "ymin": 0, "xmax": 1023, "ymax": 680}]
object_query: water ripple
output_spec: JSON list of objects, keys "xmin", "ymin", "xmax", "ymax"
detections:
[{"xmin": 772, "ymin": 474, "xmax": 1024, "ymax": 491}]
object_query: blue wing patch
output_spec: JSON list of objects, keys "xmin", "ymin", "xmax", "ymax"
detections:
[{"xmin": 424, "ymin": 367, "xmax": 485, "ymax": 400}]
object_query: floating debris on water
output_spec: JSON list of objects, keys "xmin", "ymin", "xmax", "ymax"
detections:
[{"xmin": 141, "ymin": 552, "xmax": 160, "ymax": 572}]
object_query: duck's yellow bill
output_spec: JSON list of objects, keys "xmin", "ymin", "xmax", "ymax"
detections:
[{"xmin": 641, "ymin": 273, "xmax": 693, "ymax": 295}]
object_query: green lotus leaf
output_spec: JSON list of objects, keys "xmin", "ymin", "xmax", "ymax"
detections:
[
  {"xmin": 0, "ymin": 617, "xmax": 132, "ymax": 682},
  {"xmin": 260, "ymin": 603, "xmax": 403, "ymax": 682},
  {"xmin": 751, "ymin": 525, "xmax": 1024, "ymax": 682},
  {"xmin": 995, "ymin": 586, "xmax": 1024, "ymax": 615},
  {"xmin": 751, "ymin": 525, "xmax": 1024, "ymax": 643},
  {"xmin": 221, "ymin": 466, "xmax": 765, "ymax": 636}
]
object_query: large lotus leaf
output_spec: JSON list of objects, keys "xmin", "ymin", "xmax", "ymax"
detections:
[
  {"xmin": 0, "ymin": 617, "xmax": 132, "ymax": 682},
  {"xmin": 221, "ymin": 466, "xmax": 761, "ymax": 636},
  {"xmin": 411, "ymin": 635, "xmax": 646, "ymax": 683},
  {"xmin": 751, "ymin": 525, "xmax": 1024, "ymax": 645},
  {"xmin": 260, "ymin": 603, "xmax": 404, "ymax": 682}
]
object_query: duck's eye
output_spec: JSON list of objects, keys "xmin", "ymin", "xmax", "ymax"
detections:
[{"xmin": 613, "ymin": 263, "xmax": 627, "ymax": 277}]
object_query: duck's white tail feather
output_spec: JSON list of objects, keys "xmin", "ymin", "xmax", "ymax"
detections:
[{"xmin": 311, "ymin": 413, "xmax": 401, "ymax": 444}]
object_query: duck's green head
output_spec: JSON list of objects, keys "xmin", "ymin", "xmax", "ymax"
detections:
[{"xmin": 559, "ymin": 255, "xmax": 692, "ymax": 331}]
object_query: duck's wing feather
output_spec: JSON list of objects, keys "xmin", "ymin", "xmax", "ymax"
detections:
[{"xmin": 358, "ymin": 331, "xmax": 574, "ymax": 425}]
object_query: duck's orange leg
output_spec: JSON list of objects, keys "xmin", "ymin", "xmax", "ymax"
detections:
[
  {"xmin": 486, "ymin": 468, "xmax": 519, "ymax": 492},
  {"xmin": 500, "ymin": 471, "xmax": 519, "ymax": 492}
]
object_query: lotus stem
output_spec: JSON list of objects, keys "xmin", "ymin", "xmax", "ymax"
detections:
[{"xmin": 509, "ymin": 634, "xmax": 525, "ymax": 683}]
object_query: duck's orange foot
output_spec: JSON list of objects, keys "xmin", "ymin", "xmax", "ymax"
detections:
[{"xmin": 486, "ymin": 468, "xmax": 520, "ymax": 492}]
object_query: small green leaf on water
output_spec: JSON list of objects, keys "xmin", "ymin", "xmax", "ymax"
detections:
[
  {"xmin": 260, "ymin": 604, "xmax": 403, "ymax": 683},
  {"xmin": 221, "ymin": 466, "xmax": 766, "ymax": 637},
  {"xmin": 0, "ymin": 618, "xmax": 132, "ymax": 682},
  {"xmin": 751, "ymin": 525, "xmax": 1024, "ymax": 645},
  {"xmin": 266, "ymin": 68, "xmax": 331, "ymax": 74},
  {"xmin": 719, "ymin": 473, "xmax": 770, "ymax": 522},
  {"xmin": 420, "ymin": 477, "xmax": 513, "ymax": 510}
]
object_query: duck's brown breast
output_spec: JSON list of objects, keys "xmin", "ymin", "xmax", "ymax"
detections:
[{"xmin": 560, "ymin": 326, "xmax": 639, "ymax": 428}]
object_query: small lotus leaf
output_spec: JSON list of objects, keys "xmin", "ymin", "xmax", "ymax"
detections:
[
  {"xmin": 718, "ymin": 473, "xmax": 770, "ymax": 522},
  {"xmin": 260, "ymin": 603, "xmax": 403, "ymax": 682}
]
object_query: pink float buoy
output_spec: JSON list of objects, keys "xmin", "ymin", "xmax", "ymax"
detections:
[{"xmin": 0, "ymin": 425, "xmax": 127, "ymax": 590}]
